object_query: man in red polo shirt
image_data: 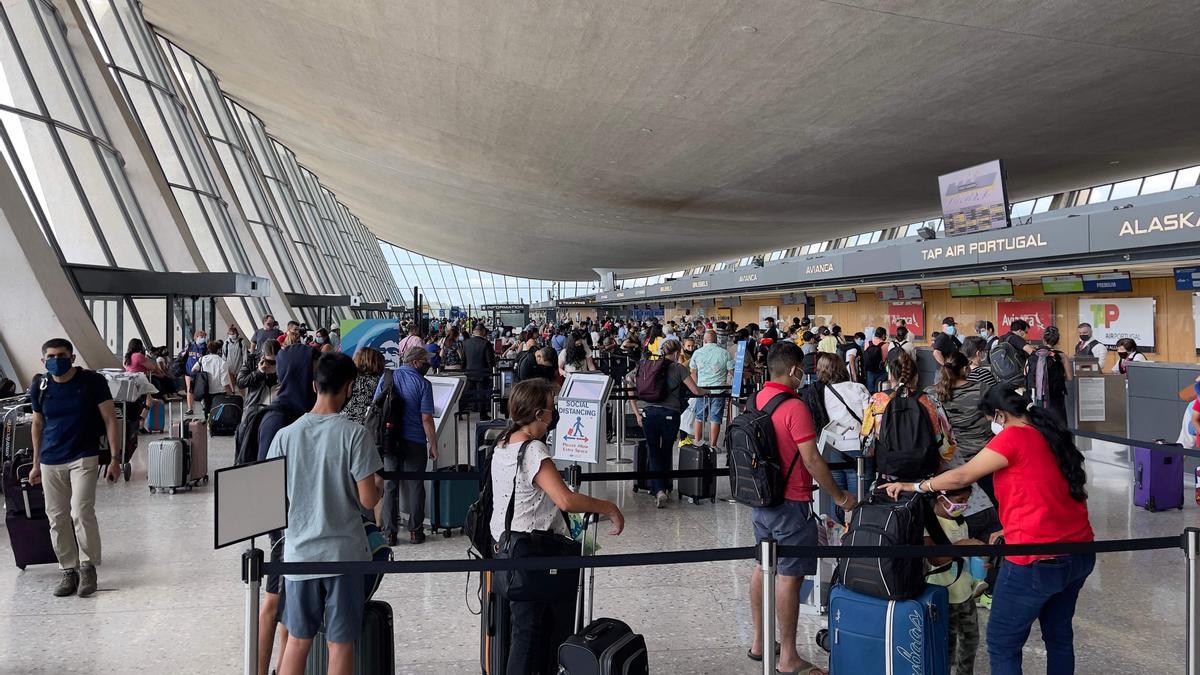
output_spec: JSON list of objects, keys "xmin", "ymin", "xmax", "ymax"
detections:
[{"xmin": 748, "ymin": 340, "xmax": 857, "ymax": 673}]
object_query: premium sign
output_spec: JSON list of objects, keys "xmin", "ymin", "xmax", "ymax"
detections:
[
  {"xmin": 887, "ymin": 303, "xmax": 925, "ymax": 338},
  {"xmin": 1078, "ymin": 297, "xmax": 1156, "ymax": 350},
  {"xmin": 997, "ymin": 300, "xmax": 1054, "ymax": 342}
]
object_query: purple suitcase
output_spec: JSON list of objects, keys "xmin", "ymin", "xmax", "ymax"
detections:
[{"xmin": 1134, "ymin": 444, "xmax": 1183, "ymax": 511}]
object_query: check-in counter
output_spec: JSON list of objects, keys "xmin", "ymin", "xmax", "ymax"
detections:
[{"xmin": 1125, "ymin": 360, "xmax": 1200, "ymax": 446}]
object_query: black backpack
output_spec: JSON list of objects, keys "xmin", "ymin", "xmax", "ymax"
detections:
[
  {"xmin": 990, "ymin": 338, "xmax": 1026, "ymax": 386},
  {"xmin": 365, "ymin": 370, "xmax": 406, "ymax": 456},
  {"xmin": 885, "ymin": 340, "xmax": 905, "ymax": 367},
  {"xmin": 726, "ymin": 391, "xmax": 800, "ymax": 508},
  {"xmin": 874, "ymin": 387, "xmax": 941, "ymax": 480},
  {"xmin": 234, "ymin": 404, "xmax": 279, "ymax": 465},
  {"xmin": 802, "ymin": 350, "xmax": 819, "ymax": 376},
  {"xmin": 862, "ymin": 342, "xmax": 884, "ymax": 376},
  {"xmin": 797, "ymin": 382, "xmax": 830, "ymax": 433},
  {"xmin": 835, "ymin": 490, "xmax": 954, "ymax": 600},
  {"xmin": 836, "ymin": 342, "xmax": 863, "ymax": 383},
  {"xmin": 464, "ymin": 444, "xmax": 498, "ymax": 558}
]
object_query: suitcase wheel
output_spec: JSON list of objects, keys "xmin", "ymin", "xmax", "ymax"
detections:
[
  {"xmin": 202, "ymin": 476, "xmax": 209, "ymax": 485},
  {"xmin": 167, "ymin": 487, "xmax": 176, "ymax": 495},
  {"xmin": 442, "ymin": 530, "xmax": 452, "ymax": 539},
  {"xmin": 122, "ymin": 463, "xmax": 131, "ymax": 481},
  {"xmin": 17, "ymin": 564, "xmax": 25, "ymax": 570},
  {"xmin": 149, "ymin": 487, "xmax": 155, "ymax": 494}
]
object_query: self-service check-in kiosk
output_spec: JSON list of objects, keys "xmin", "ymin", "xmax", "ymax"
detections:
[
  {"xmin": 426, "ymin": 375, "xmax": 465, "ymax": 469},
  {"xmin": 552, "ymin": 372, "xmax": 613, "ymax": 468}
]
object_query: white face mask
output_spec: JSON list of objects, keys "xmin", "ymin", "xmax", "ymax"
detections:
[{"xmin": 990, "ymin": 414, "xmax": 1005, "ymax": 436}]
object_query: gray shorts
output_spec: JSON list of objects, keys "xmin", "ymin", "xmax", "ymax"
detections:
[
  {"xmin": 752, "ymin": 500, "xmax": 818, "ymax": 578},
  {"xmin": 282, "ymin": 575, "xmax": 365, "ymax": 643}
]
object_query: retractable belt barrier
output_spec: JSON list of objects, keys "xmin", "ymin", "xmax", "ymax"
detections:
[
  {"xmin": 257, "ymin": 533, "xmax": 1185, "ymax": 577},
  {"xmin": 1071, "ymin": 428, "xmax": 1200, "ymax": 460},
  {"xmin": 377, "ymin": 462, "xmax": 854, "ymax": 483}
]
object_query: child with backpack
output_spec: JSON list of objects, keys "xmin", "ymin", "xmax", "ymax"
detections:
[{"xmin": 861, "ymin": 350, "xmax": 956, "ymax": 482}]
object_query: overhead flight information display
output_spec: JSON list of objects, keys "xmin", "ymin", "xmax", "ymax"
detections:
[
  {"xmin": 875, "ymin": 285, "xmax": 922, "ymax": 301},
  {"xmin": 938, "ymin": 159, "xmax": 1011, "ymax": 237}
]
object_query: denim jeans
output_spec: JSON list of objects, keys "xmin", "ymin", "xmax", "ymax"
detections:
[
  {"xmin": 865, "ymin": 371, "xmax": 886, "ymax": 395},
  {"xmin": 829, "ymin": 468, "xmax": 857, "ymax": 523},
  {"xmin": 641, "ymin": 406, "xmax": 680, "ymax": 494},
  {"xmin": 987, "ymin": 552, "xmax": 1095, "ymax": 675}
]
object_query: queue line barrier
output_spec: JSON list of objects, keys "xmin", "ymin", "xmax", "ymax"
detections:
[
  {"xmin": 376, "ymin": 463, "xmax": 856, "ymax": 483},
  {"xmin": 241, "ymin": 529, "xmax": 1200, "ymax": 675},
  {"xmin": 1071, "ymin": 428, "xmax": 1200, "ymax": 460}
]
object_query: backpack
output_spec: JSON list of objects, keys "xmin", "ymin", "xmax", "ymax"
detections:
[
  {"xmin": 1027, "ymin": 347, "xmax": 1066, "ymax": 408},
  {"xmin": 464, "ymin": 444, "xmax": 497, "ymax": 558},
  {"xmin": 885, "ymin": 340, "xmax": 905, "ymax": 367},
  {"xmin": 801, "ymin": 350, "xmax": 819, "ymax": 376},
  {"xmin": 234, "ymin": 403, "xmax": 279, "ymax": 465},
  {"xmin": 874, "ymin": 387, "xmax": 941, "ymax": 480},
  {"xmin": 834, "ymin": 490, "xmax": 955, "ymax": 600},
  {"xmin": 635, "ymin": 359, "xmax": 672, "ymax": 403},
  {"xmin": 797, "ymin": 383, "xmax": 830, "ymax": 434},
  {"xmin": 190, "ymin": 370, "xmax": 210, "ymax": 399},
  {"xmin": 836, "ymin": 342, "xmax": 863, "ymax": 383},
  {"xmin": 365, "ymin": 369, "xmax": 406, "ymax": 456},
  {"xmin": 725, "ymin": 391, "xmax": 801, "ymax": 508},
  {"xmin": 0, "ymin": 377, "xmax": 15, "ymax": 399},
  {"xmin": 989, "ymin": 338, "xmax": 1026, "ymax": 386},
  {"xmin": 862, "ymin": 342, "xmax": 884, "ymax": 376}
]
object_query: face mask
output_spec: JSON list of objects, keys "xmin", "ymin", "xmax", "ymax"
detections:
[
  {"xmin": 944, "ymin": 325, "xmax": 956, "ymax": 336},
  {"xmin": 416, "ymin": 363, "xmax": 431, "ymax": 376},
  {"xmin": 195, "ymin": 335, "xmax": 206, "ymax": 343},
  {"xmin": 939, "ymin": 496, "xmax": 969, "ymax": 518},
  {"xmin": 541, "ymin": 409, "xmax": 560, "ymax": 437},
  {"xmin": 45, "ymin": 355, "xmax": 72, "ymax": 377},
  {"xmin": 990, "ymin": 415, "xmax": 1005, "ymax": 436},
  {"xmin": 855, "ymin": 339, "xmax": 865, "ymax": 348},
  {"xmin": 1079, "ymin": 333, "xmax": 1091, "ymax": 342},
  {"xmin": 315, "ymin": 336, "xmax": 326, "ymax": 344},
  {"xmin": 1117, "ymin": 350, "xmax": 1127, "ymax": 359},
  {"xmin": 979, "ymin": 330, "xmax": 989, "ymax": 339}
]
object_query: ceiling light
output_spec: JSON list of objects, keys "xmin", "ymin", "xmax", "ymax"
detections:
[{"xmin": 917, "ymin": 226, "xmax": 937, "ymax": 241}]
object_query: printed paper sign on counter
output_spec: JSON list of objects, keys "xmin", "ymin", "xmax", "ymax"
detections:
[
  {"xmin": 1078, "ymin": 297, "xmax": 1156, "ymax": 351},
  {"xmin": 997, "ymin": 301, "xmax": 1054, "ymax": 342}
]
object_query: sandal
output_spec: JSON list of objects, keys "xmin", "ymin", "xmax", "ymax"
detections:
[{"xmin": 747, "ymin": 641, "xmax": 781, "ymax": 661}]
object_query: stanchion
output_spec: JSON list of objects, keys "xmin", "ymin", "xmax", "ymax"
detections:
[
  {"xmin": 856, "ymin": 455, "xmax": 866, "ymax": 502},
  {"xmin": 242, "ymin": 544, "xmax": 263, "ymax": 675},
  {"xmin": 608, "ymin": 399, "xmax": 632, "ymax": 464},
  {"xmin": 1187, "ymin": 528, "xmax": 1199, "ymax": 675},
  {"xmin": 760, "ymin": 538, "xmax": 777, "ymax": 675}
]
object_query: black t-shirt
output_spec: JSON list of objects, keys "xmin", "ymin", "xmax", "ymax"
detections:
[
  {"xmin": 933, "ymin": 332, "xmax": 961, "ymax": 357},
  {"xmin": 1002, "ymin": 332, "xmax": 1028, "ymax": 352}
]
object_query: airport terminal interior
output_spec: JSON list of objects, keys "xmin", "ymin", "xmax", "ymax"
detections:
[{"xmin": 2, "ymin": 1, "xmax": 1200, "ymax": 674}]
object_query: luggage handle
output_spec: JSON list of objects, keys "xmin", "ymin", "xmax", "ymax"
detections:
[{"xmin": 573, "ymin": 512, "xmax": 601, "ymax": 634}]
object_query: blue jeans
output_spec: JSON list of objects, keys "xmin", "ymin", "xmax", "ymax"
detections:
[
  {"xmin": 641, "ymin": 406, "xmax": 680, "ymax": 494},
  {"xmin": 829, "ymin": 468, "xmax": 857, "ymax": 523},
  {"xmin": 865, "ymin": 371, "xmax": 886, "ymax": 394},
  {"xmin": 987, "ymin": 553, "xmax": 1095, "ymax": 675}
]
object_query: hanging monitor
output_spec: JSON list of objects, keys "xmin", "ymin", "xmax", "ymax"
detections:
[
  {"xmin": 822, "ymin": 289, "xmax": 857, "ymax": 303},
  {"xmin": 1042, "ymin": 274, "xmax": 1084, "ymax": 294},
  {"xmin": 876, "ymin": 285, "xmax": 922, "ymax": 301},
  {"xmin": 1082, "ymin": 272, "xmax": 1132, "ymax": 293},
  {"xmin": 938, "ymin": 159, "xmax": 1011, "ymax": 237}
]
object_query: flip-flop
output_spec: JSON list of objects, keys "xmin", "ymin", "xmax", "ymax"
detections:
[{"xmin": 747, "ymin": 641, "xmax": 782, "ymax": 661}]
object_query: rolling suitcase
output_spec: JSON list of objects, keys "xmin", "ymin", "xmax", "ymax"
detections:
[
  {"xmin": 630, "ymin": 440, "xmax": 654, "ymax": 494},
  {"xmin": 147, "ymin": 438, "xmax": 188, "ymax": 495},
  {"xmin": 304, "ymin": 599, "xmax": 395, "ymax": 675},
  {"xmin": 677, "ymin": 443, "xmax": 717, "ymax": 504},
  {"xmin": 426, "ymin": 464, "xmax": 476, "ymax": 537},
  {"xmin": 144, "ymin": 398, "xmax": 166, "ymax": 433},
  {"xmin": 624, "ymin": 413, "xmax": 644, "ymax": 440},
  {"xmin": 177, "ymin": 414, "xmax": 209, "ymax": 486},
  {"xmin": 1134, "ymin": 443, "xmax": 1184, "ymax": 511},
  {"xmin": 476, "ymin": 419, "xmax": 509, "ymax": 473},
  {"xmin": 479, "ymin": 570, "xmax": 511, "ymax": 674},
  {"xmin": 3, "ymin": 457, "xmax": 56, "ymax": 570},
  {"xmin": 559, "ymin": 514, "xmax": 649, "ymax": 675},
  {"xmin": 207, "ymin": 393, "xmax": 243, "ymax": 436},
  {"xmin": 827, "ymin": 583, "xmax": 949, "ymax": 675}
]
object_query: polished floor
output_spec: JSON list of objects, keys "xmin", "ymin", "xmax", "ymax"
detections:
[{"xmin": 0, "ymin": 424, "xmax": 1189, "ymax": 674}]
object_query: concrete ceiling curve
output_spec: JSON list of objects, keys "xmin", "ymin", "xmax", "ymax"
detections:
[{"xmin": 143, "ymin": 0, "xmax": 1200, "ymax": 280}]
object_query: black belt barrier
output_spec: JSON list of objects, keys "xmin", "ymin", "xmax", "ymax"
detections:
[
  {"xmin": 377, "ymin": 462, "xmax": 854, "ymax": 482},
  {"xmin": 1071, "ymin": 428, "xmax": 1200, "ymax": 460},
  {"xmin": 260, "ymin": 533, "xmax": 1186, "ymax": 577}
]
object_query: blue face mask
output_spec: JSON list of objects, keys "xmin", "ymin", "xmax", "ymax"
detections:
[
  {"xmin": 45, "ymin": 355, "xmax": 72, "ymax": 376},
  {"xmin": 944, "ymin": 325, "xmax": 957, "ymax": 336},
  {"xmin": 855, "ymin": 339, "xmax": 865, "ymax": 348},
  {"xmin": 979, "ymin": 330, "xmax": 989, "ymax": 339}
]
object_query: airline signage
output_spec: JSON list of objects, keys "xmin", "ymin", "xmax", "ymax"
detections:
[
  {"xmin": 1090, "ymin": 202, "xmax": 1200, "ymax": 251},
  {"xmin": 887, "ymin": 303, "xmax": 925, "ymax": 338},
  {"xmin": 996, "ymin": 300, "xmax": 1054, "ymax": 341},
  {"xmin": 1078, "ymin": 297, "xmax": 1155, "ymax": 350}
]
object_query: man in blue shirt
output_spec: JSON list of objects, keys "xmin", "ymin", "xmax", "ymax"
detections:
[
  {"xmin": 266, "ymin": 352, "xmax": 382, "ymax": 675},
  {"xmin": 28, "ymin": 338, "xmax": 122, "ymax": 598},
  {"xmin": 373, "ymin": 346, "xmax": 437, "ymax": 544}
]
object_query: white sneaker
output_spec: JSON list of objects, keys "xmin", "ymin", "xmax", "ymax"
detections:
[{"xmin": 655, "ymin": 490, "xmax": 668, "ymax": 509}]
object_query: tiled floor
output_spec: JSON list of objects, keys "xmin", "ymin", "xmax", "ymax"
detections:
[{"xmin": 0, "ymin": 426, "xmax": 1189, "ymax": 674}]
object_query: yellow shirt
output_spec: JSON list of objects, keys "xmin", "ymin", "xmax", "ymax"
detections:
[{"xmin": 926, "ymin": 516, "xmax": 974, "ymax": 605}]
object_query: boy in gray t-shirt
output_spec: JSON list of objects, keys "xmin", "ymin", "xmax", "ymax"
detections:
[{"xmin": 266, "ymin": 352, "xmax": 382, "ymax": 674}]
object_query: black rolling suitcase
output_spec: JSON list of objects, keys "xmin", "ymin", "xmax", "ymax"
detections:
[
  {"xmin": 3, "ymin": 406, "xmax": 56, "ymax": 569},
  {"xmin": 304, "ymin": 599, "xmax": 394, "ymax": 674},
  {"xmin": 624, "ymin": 413, "xmax": 644, "ymax": 440},
  {"xmin": 475, "ymin": 419, "xmax": 509, "ymax": 473},
  {"xmin": 677, "ymin": 443, "xmax": 717, "ymax": 504},
  {"xmin": 558, "ymin": 514, "xmax": 649, "ymax": 675},
  {"xmin": 631, "ymin": 440, "xmax": 654, "ymax": 494},
  {"xmin": 479, "ymin": 570, "xmax": 512, "ymax": 674}
]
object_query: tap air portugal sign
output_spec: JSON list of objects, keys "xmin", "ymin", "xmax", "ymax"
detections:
[
  {"xmin": 997, "ymin": 301, "xmax": 1054, "ymax": 342},
  {"xmin": 1078, "ymin": 297, "xmax": 1156, "ymax": 351}
]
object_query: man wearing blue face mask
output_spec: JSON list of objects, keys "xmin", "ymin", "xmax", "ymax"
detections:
[
  {"xmin": 933, "ymin": 316, "xmax": 963, "ymax": 366},
  {"xmin": 28, "ymin": 338, "xmax": 122, "ymax": 598}
]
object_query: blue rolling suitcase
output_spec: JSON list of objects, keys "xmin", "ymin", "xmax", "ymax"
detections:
[
  {"xmin": 426, "ymin": 464, "xmax": 478, "ymax": 537},
  {"xmin": 828, "ymin": 584, "xmax": 949, "ymax": 675}
]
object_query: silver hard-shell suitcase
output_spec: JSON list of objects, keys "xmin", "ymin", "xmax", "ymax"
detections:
[{"xmin": 148, "ymin": 401, "xmax": 191, "ymax": 494}]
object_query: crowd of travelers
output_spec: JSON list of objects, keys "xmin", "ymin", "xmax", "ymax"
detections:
[{"xmin": 15, "ymin": 305, "xmax": 1131, "ymax": 674}]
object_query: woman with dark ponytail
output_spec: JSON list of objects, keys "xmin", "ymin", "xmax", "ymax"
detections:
[{"xmin": 882, "ymin": 383, "xmax": 1094, "ymax": 674}]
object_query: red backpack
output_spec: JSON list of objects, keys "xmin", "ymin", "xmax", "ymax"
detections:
[{"xmin": 635, "ymin": 359, "xmax": 671, "ymax": 402}]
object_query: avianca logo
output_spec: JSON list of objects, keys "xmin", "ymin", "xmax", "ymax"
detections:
[{"xmin": 806, "ymin": 263, "xmax": 835, "ymax": 274}]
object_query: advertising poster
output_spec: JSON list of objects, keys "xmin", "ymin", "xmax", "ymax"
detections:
[
  {"xmin": 996, "ymin": 300, "xmax": 1054, "ymax": 342},
  {"xmin": 339, "ymin": 319, "xmax": 402, "ymax": 368},
  {"xmin": 554, "ymin": 397, "xmax": 601, "ymax": 464},
  {"xmin": 887, "ymin": 303, "xmax": 925, "ymax": 339},
  {"xmin": 1078, "ymin": 297, "xmax": 1156, "ymax": 350}
]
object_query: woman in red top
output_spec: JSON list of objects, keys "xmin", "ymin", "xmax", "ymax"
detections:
[{"xmin": 883, "ymin": 383, "xmax": 1093, "ymax": 675}]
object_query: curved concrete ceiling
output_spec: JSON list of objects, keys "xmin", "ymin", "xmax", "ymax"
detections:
[{"xmin": 144, "ymin": 0, "xmax": 1200, "ymax": 280}]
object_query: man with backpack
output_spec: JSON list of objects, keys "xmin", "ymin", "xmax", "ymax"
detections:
[
  {"xmin": 992, "ymin": 319, "xmax": 1036, "ymax": 386},
  {"xmin": 373, "ymin": 346, "xmax": 437, "ymax": 544},
  {"xmin": 28, "ymin": 338, "xmax": 122, "ymax": 598},
  {"xmin": 862, "ymin": 327, "xmax": 888, "ymax": 394},
  {"xmin": 744, "ymin": 341, "xmax": 857, "ymax": 673}
]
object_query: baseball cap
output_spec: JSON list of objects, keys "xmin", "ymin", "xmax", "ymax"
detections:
[{"xmin": 942, "ymin": 317, "xmax": 956, "ymax": 326}]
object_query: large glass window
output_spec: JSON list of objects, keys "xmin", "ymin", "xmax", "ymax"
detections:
[{"xmin": 0, "ymin": 0, "xmax": 163, "ymax": 271}]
